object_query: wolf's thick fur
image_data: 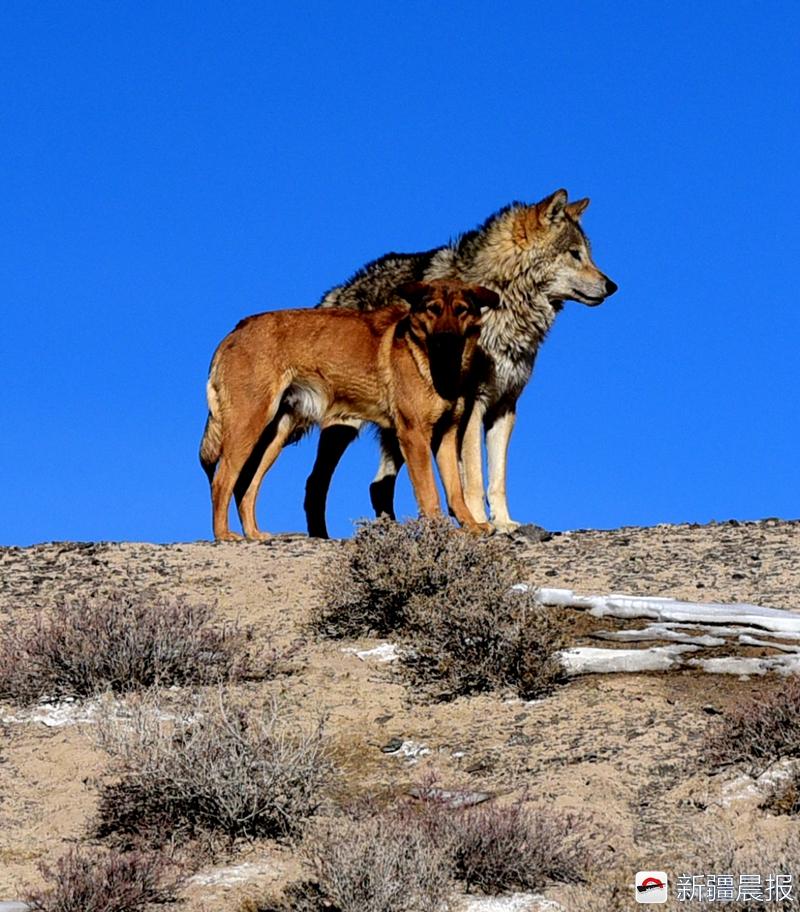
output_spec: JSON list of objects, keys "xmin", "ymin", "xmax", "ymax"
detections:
[
  {"xmin": 304, "ymin": 189, "xmax": 617, "ymax": 537},
  {"xmin": 200, "ymin": 281, "xmax": 498, "ymax": 540}
]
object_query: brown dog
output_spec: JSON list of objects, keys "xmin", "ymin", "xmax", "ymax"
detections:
[{"xmin": 199, "ymin": 280, "xmax": 499, "ymax": 540}]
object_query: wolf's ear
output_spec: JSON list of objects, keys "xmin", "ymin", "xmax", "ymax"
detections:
[
  {"xmin": 395, "ymin": 281, "xmax": 431, "ymax": 311},
  {"xmin": 539, "ymin": 188, "xmax": 568, "ymax": 223},
  {"xmin": 463, "ymin": 285, "xmax": 500, "ymax": 313},
  {"xmin": 566, "ymin": 197, "xmax": 590, "ymax": 220}
]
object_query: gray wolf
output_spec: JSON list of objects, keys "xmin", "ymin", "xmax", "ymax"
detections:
[
  {"xmin": 304, "ymin": 189, "xmax": 618, "ymax": 537},
  {"xmin": 199, "ymin": 281, "xmax": 499, "ymax": 540}
]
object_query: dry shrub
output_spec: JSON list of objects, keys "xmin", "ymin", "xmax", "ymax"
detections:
[
  {"xmin": 441, "ymin": 799, "xmax": 597, "ymax": 892},
  {"xmin": 303, "ymin": 809, "xmax": 452, "ymax": 912},
  {"xmin": 402, "ymin": 583, "xmax": 564, "ymax": 700},
  {"xmin": 25, "ymin": 847, "xmax": 178, "ymax": 912},
  {"xmin": 315, "ymin": 517, "xmax": 566, "ymax": 700},
  {"xmin": 314, "ymin": 516, "xmax": 512, "ymax": 637},
  {"xmin": 95, "ymin": 692, "xmax": 335, "ymax": 847},
  {"xmin": 0, "ymin": 594, "xmax": 251, "ymax": 703},
  {"xmin": 257, "ymin": 795, "xmax": 598, "ymax": 911},
  {"xmin": 706, "ymin": 678, "xmax": 800, "ymax": 774}
]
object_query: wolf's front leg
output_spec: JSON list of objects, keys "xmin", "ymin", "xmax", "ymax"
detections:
[
  {"xmin": 369, "ymin": 429, "xmax": 405, "ymax": 519},
  {"xmin": 459, "ymin": 401, "xmax": 489, "ymax": 524},
  {"xmin": 485, "ymin": 408, "xmax": 520, "ymax": 532}
]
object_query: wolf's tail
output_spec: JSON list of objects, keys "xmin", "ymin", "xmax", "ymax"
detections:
[{"xmin": 199, "ymin": 377, "xmax": 223, "ymax": 483}]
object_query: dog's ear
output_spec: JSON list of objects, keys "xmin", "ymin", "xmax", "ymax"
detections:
[
  {"xmin": 566, "ymin": 197, "xmax": 590, "ymax": 220},
  {"xmin": 539, "ymin": 188, "xmax": 568, "ymax": 223},
  {"xmin": 463, "ymin": 285, "xmax": 500, "ymax": 314},
  {"xmin": 395, "ymin": 282, "xmax": 431, "ymax": 311}
]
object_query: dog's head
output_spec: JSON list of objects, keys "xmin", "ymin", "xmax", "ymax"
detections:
[
  {"xmin": 395, "ymin": 281, "xmax": 499, "ymax": 398},
  {"xmin": 395, "ymin": 280, "xmax": 499, "ymax": 341},
  {"xmin": 512, "ymin": 189, "xmax": 618, "ymax": 308}
]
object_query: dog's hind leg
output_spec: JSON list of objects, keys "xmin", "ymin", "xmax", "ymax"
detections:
[
  {"xmin": 211, "ymin": 387, "xmax": 286, "ymax": 541},
  {"xmin": 237, "ymin": 411, "xmax": 297, "ymax": 541},
  {"xmin": 369, "ymin": 429, "xmax": 404, "ymax": 519},
  {"xmin": 485, "ymin": 406, "xmax": 519, "ymax": 532},
  {"xmin": 304, "ymin": 421, "xmax": 361, "ymax": 538}
]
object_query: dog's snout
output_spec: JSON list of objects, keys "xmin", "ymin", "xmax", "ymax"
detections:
[{"xmin": 604, "ymin": 278, "xmax": 618, "ymax": 296}]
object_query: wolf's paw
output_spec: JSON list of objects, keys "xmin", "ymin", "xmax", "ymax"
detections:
[
  {"xmin": 491, "ymin": 519, "xmax": 521, "ymax": 534},
  {"xmin": 246, "ymin": 530, "xmax": 272, "ymax": 542},
  {"xmin": 215, "ymin": 531, "xmax": 244, "ymax": 542}
]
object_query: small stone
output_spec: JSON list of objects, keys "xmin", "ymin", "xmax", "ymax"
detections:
[
  {"xmin": 701, "ymin": 704, "xmax": 722, "ymax": 716},
  {"xmin": 381, "ymin": 737, "xmax": 404, "ymax": 753}
]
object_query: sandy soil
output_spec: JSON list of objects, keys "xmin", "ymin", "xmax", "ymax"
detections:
[{"xmin": 1, "ymin": 518, "xmax": 799, "ymax": 909}]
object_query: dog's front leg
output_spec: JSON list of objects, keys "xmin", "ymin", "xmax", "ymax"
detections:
[
  {"xmin": 436, "ymin": 424, "xmax": 491, "ymax": 534},
  {"xmin": 460, "ymin": 400, "xmax": 489, "ymax": 524},
  {"xmin": 485, "ymin": 407, "xmax": 520, "ymax": 532},
  {"xmin": 397, "ymin": 423, "xmax": 442, "ymax": 518}
]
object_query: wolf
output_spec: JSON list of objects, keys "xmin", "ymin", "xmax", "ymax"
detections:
[
  {"xmin": 303, "ymin": 189, "xmax": 618, "ymax": 537},
  {"xmin": 199, "ymin": 281, "xmax": 499, "ymax": 540}
]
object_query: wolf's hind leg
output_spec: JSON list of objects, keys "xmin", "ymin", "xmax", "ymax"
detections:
[
  {"xmin": 304, "ymin": 421, "xmax": 361, "ymax": 538},
  {"xmin": 369, "ymin": 429, "xmax": 405, "ymax": 519}
]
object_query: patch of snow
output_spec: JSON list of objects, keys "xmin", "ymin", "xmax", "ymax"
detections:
[
  {"xmin": 594, "ymin": 625, "xmax": 726, "ymax": 647},
  {"xmin": 535, "ymin": 588, "xmax": 800, "ymax": 634},
  {"xmin": 0, "ymin": 903, "xmax": 31, "ymax": 912},
  {"xmin": 188, "ymin": 862, "xmax": 273, "ymax": 886},
  {"xmin": 718, "ymin": 760, "xmax": 800, "ymax": 807},
  {"xmin": 688, "ymin": 654, "xmax": 800, "ymax": 676},
  {"xmin": 0, "ymin": 695, "xmax": 186, "ymax": 728},
  {"xmin": 458, "ymin": 894, "xmax": 561, "ymax": 911},
  {"xmin": 341, "ymin": 642, "xmax": 400, "ymax": 663},
  {"xmin": 395, "ymin": 739, "xmax": 431, "ymax": 762},
  {"xmin": 559, "ymin": 645, "xmax": 698, "ymax": 675}
]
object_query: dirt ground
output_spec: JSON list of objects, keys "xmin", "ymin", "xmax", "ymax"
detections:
[{"xmin": 1, "ymin": 518, "xmax": 799, "ymax": 910}]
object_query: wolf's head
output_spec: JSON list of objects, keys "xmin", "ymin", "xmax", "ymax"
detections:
[
  {"xmin": 510, "ymin": 189, "xmax": 617, "ymax": 307},
  {"xmin": 395, "ymin": 280, "xmax": 499, "ymax": 398}
]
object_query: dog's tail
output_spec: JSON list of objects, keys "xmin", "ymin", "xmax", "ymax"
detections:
[{"xmin": 199, "ymin": 376, "xmax": 223, "ymax": 483}]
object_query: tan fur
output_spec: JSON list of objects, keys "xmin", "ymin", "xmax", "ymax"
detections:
[{"xmin": 199, "ymin": 281, "xmax": 499, "ymax": 540}]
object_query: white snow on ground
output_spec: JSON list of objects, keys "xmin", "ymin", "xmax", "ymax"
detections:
[
  {"xmin": 341, "ymin": 642, "xmax": 400, "ymax": 663},
  {"xmin": 534, "ymin": 588, "xmax": 800, "ymax": 634},
  {"xmin": 395, "ymin": 739, "xmax": 431, "ymax": 762},
  {"xmin": 188, "ymin": 862, "xmax": 273, "ymax": 886},
  {"xmin": 718, "ymin": 760, "xmax": 800, "ymax": 808},
  {"xmin": 594, "ymin": 625, "xmax": 726, "ymax": 647},
  {"xmin": 457, "ymin": 894, "xmax": 562, "ymax": 911},
  {"xmin": 533, "ymin": 587, "xmax": 800, "ymax": 676},
  {"xmin": 559, "ymin": 645, "xmax": 698, "ymax": 675},
  {"xmin": 0, "ymin": 902, "xmax": 31, "ymax": 912},
  {"xmin": 0, "ymin": 695, "xmax": 186, "ymax": 727}
]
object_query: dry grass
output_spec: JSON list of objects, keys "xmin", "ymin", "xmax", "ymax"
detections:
[
  {"xmin": 315, "ymin": 517, "xmax": 566, "ymax": 700},
  {"xmin": 706, "ymin": 678, "xmax": 800, "ymax": 774},
  {"xmin": 25, "ymin": 847, "xmax": 179, "ymax": 912},
  {"xmin": 95, "ymin": 692, "xmax": 336, "ymax": 848},
  {"xmin": 0, "ymin": 593, "xmax": 252, "ymax": 703}
]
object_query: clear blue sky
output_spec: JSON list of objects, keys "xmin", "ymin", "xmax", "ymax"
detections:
[{"xmin": 2, "ymin": 1, "xmax": 798, "ymax": 545}]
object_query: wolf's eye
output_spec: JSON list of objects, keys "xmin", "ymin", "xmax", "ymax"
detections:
[
  {"xmin": 428, "ymin": 304, "xmax": 443, "ymax": 316},
  {"xmin": 569, "ymin": 249, "xmax": 582, "ymax": 260},
  {"xmin": 454, "ymin": 306, "xmax": 467, "ymax": 316}
]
